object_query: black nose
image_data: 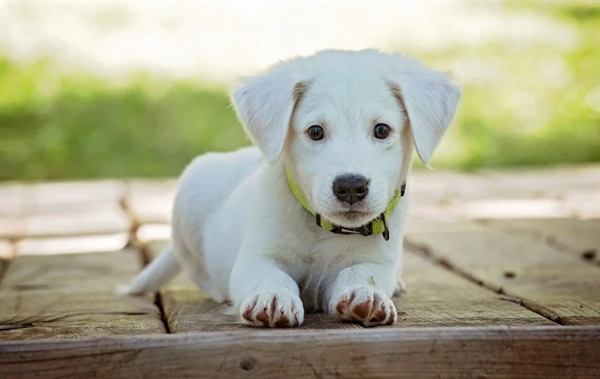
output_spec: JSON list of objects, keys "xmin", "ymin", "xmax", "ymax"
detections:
[{"xmin": 332, "ymin": 175, "xmax": 369, "ymax": 205}]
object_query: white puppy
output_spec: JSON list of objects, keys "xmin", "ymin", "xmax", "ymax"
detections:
[{"xmin": 128, "ymin": 50, "xmax": 460, "ymax": 327}]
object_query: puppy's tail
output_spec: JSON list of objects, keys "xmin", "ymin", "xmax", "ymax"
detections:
[{"xmin": 124, "ymin": 242, "xmax": 181, "ymax": 295}]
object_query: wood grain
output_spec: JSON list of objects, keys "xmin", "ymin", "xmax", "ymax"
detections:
[
  {"xmin": 29, "ymin": 181, "xmax": 126, "ymax": 214},
  {"xmin": 0, "ymin": 249, "xmax": 165, "ymax": 340},
  {"xmin": 475, "ymin": 165, "xmax": 600, "ymax": 219},
  {"xmin": 15, "ymin": 233, "xmax": 129, "ymax": 256},
  {"xmin": 406, "ymin": 226, "xmax": 600, "ymax": 325},
  {"xmin": 397, "ymin": 248, "xmax": 554, "ymax": 327},
  {"xmin": 0, "ymin": 326, "xmax": 598, "ymax": 378},
  {"xmin": 479, "ymin": 218, "xmax": 600, "ymax": 265},
  {"xmin": 126, "ymin": 180, "xmax": 176, "ymax": 225},
  {"xmin": 146, "ymin": 239, "xmax": 553, "ymax": 332}
]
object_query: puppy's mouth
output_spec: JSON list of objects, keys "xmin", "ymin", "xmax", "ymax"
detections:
[
  {"xmin": 328, "ymin": 209, "xmax": 378, "ymax": 227},
  {"xmin": 334, "ymin": 210, "xmax": 370, "ymax": 219}
]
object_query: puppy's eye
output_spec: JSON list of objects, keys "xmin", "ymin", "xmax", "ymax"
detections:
[
  {"xmin": 373, "ymin": 123, "xmax": 391, "ymax": 139},
  {"xmin": 307, "ymin": 125, "xmax": 324, "ymax": 141}
]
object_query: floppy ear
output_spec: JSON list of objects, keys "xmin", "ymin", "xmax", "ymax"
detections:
[
  {"xmin": 389, "ymin": 63, "xmax": 461, "ymax": 165},
  {"xmin": 231, "ymin": 66, "xmax": 307, "ymax": 163}
]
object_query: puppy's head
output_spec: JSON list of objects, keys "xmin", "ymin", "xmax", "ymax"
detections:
[{"xmin": 232, "ymin": 50, "xmax": 460, "ymax": 228}]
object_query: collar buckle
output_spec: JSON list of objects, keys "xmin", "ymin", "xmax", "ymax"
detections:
[
  {"xmin": 317, "ymin": 213, "xmax": 390, "ymax": 240},
  {"xmin": 331, "ymin": 224, "xmax": 373, "ymax": 237},
  {"xmin": 379, "ymin": 213, "xmax": 390, "ymax": 241}
]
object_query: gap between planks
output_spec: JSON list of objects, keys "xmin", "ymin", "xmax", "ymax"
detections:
[
  {"xmin": 404, "ymin": 238, "xmax": 565, "ymax": 326},
  {"xmin": 404, "ymin": 221, "xmax": 600, "ymax": 326},
  {"xmin": 120, "ymin": 193, "xmax": 172, "ymax": 334}
]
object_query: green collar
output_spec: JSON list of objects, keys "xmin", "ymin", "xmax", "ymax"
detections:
[{"xmin": 286, "ymin": 167, "xmax": 405, "ymax": 241}]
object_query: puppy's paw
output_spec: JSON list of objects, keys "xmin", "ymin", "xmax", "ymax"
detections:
[
  {"xmin": 330, "ymin": 286, "xmax": 397, "ymax": 327},
  {"xmin": 240, "ymin": 290, "xmax": 304, "ymax": 327}
]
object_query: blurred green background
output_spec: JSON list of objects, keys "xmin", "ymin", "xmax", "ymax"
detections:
[{"xmin": 0, "ymin": 1, "xmax": 598, "ymax": 181}]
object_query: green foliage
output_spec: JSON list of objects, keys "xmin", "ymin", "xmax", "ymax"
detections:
[
  {"xmin": 0, "ymin": 2, "xmax": 598, "ymax": 180},
  {"xmin": 418, "ymin": 2, "xmax": 600, "ymax": 169},
  {"xmin": 0, "ymin": 58, "xmax": 248, "ymax": 180}
]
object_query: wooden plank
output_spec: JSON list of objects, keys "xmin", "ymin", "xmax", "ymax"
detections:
[
  {"xmin": 0, "ymin": 239, "xmax": 15, "ymax": 260},
  {"xmin": 147, "ymin": 239, "xmax": 552, "ymax": 332},
  {"xmin": 449, "ymin": 198, "xmax": 570, "ymax": 219},
  {"xmin": 30, "ymin": 180, "xmax": 126, "ymax": 214},
  {"xmin": 397, "ymin": 249, "xmax": 554, "ymax": 327},
  {"xmin": 480, "ymin": 165, "xmax": 599, "ymax": 194},
  {"xmin": 136, "ymin": 223, "xmax": 171, "ymax": 244},
  {"xmin": 0, "ymin": 184, "xmax": 29, "ymax": 215},
  {"xmin": 16, "ymin": 233, "xmax": 129, "ymax": 255},
  {"xmin": 406, "ymin": 226, "xmax": 600, "ymax": 325},
  {"xmin": 0, "ymin": 216, "xmax": 25, "ymax": 239},
  {"xmin": 479, "ymin": 218, "xmax": 600, "ymax": 265},
  {"xmin": 561, "ymin": 189, "xmax": 600, "ymax": 220},
  {"xmin": 411, "ymin": 165, "xmax": 599, "ymax": 220},
  {"xmin": 2, "ymin": 205, "xmax": 130, "ymax": 240},
  {"xmin": 1, "ymin": 181, "xmax": 125, "ymax": 217},
  {"xmin": 126, "ymin": 180, "xmax": 176, "ymax": 225},
  {"xmin": 0, "ymin": 326, "xmax": 598, "ymax": 378},
  {"xmin": 0, "ymin": 240, "xmax": 14, "ymax": 283},
  {"xmin": 0, "ymin": 258, "xmax": 7, "ymax": 283},
  {"xmin": 0, "ymin": 249, "xmax": 166, "ymax": 340},
  {"xmin": 479, "ymin": 165, "xmax": 600, "ymax": 219},
  {"xmin": 23, "ymin": 204, "xmax": 130, "ymax": 238}
]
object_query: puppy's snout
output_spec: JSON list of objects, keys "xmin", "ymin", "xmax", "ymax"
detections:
[{"xmin": 333, "ymin": 175, "xmax": 369, "ymax": 205}]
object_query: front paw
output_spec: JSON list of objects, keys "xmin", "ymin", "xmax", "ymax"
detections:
[
  {"xmin": 330, "ymin": 286, "xmax": 397, "ymax": 327},
  {"xmin": 240, "ymin": 290, "xmax": 304, "ymax": 327}
]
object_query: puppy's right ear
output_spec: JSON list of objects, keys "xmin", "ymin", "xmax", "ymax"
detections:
[{"xmin": 232, "ymin": 66, "xmax": 307, "ymax": 163}]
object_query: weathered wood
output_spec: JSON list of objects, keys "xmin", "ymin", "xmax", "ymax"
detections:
[
  {"xmin": 2, "ymin": 205, "xmax": 130, "ymax": 240},
  {"xmin": 30, "ymin": 180, "xmax": 126, "ymax": 214},
  {"xmin": 0, "ymin": 216, "xmax": 25, "ymax": 239},
  {"xmin": 146, "ymin": 239, "xmax": 553, "ymax": 332},
  {"xmin": 410, "ymin": 165, "xmax": 600, "ymax": 220},
  {"xmin": 406, "ymin": 227, "xmax": 600, "ymax": 325},
  {"xmin": 0, "ymin": 180, "xmax": 125, "ymax": 218},
  {"xmin": 126, "ymin": 180, "xmax": 176, "ymax": 225},
  {"xmin": 0, "ymin": 258, "xmax": 7, "ymax": 283},
  {"xmin": 0, "ymin": 326, "xmax": 598, "ymax": 378},
  {"xmin": 397, "ymin": 248, "xmax": 554, "ymax": 327},
  {"xmin": 449, "ymin": 198, "xmax": 571, "ymax": 219},
  {"xmin": 0, "ymin": 239, "xmax": 15, "ymax": 260},
  {"xmin": 136, "ymin": 223, "xmax": 171, "ymax": 244},
  {"xmin": 477, "ymin": 165, "xmax": 600, "ymax": 219},
  {"xmin": 479, "ymin": 218, "xmax": 600, "ymax": 265},
  {"xmin": 0, "ymin": 184, "xmax": 29, "ymax": 215},
  {"xmin": 0, "ymin": 249, "xmax": 165, "ymax": 340},
  {"xmin": 16, "ymin": 233, "xmax": 129, "ymax": 256},
  {"xmin": 480, "ymin": 165, "xmax": 599, "ymax": 194}
]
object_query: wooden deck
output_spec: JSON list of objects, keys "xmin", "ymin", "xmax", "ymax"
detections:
[{"xmin": 0, "ymin": 166, "xmax": 598, "ymax": 378}]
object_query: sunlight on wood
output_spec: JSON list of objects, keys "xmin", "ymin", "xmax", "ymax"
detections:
[
  {"xmin": 456, "ymin": 198, "xmax": 566, "ymax": 219},
  {"xmin": 17, "ymin": 233, "xmax": 129, "ymax": 256},
  {"xmin": 136, "ymin": 223, "xmax": 171, "ymax": 243}
]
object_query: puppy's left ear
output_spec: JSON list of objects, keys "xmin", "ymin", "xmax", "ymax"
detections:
[
  {"xmin": 389, "ymin": 61, "xmax": 461, "ymax": 165},
  {"xmin": 232, "ymin": 66, "xmax": 307, "ymax": 163}
]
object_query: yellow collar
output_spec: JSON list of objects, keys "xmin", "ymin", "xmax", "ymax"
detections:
[{"xmin": 285, "ymin": 167, "xmax": 405, "ymax": 241}]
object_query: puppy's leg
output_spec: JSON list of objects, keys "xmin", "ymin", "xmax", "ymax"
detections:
[
  {"xmin": 328, "ymin": 263, "xmax": 398, "ymax": 327},
  {"xmin": 230, "ymin": 256, "xmax": 303, "ymax": 328}
]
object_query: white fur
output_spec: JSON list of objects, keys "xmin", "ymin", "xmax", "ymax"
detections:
[{"xmin": 127, "ymin": 50, "xmax": 460, "ymax": 327}]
